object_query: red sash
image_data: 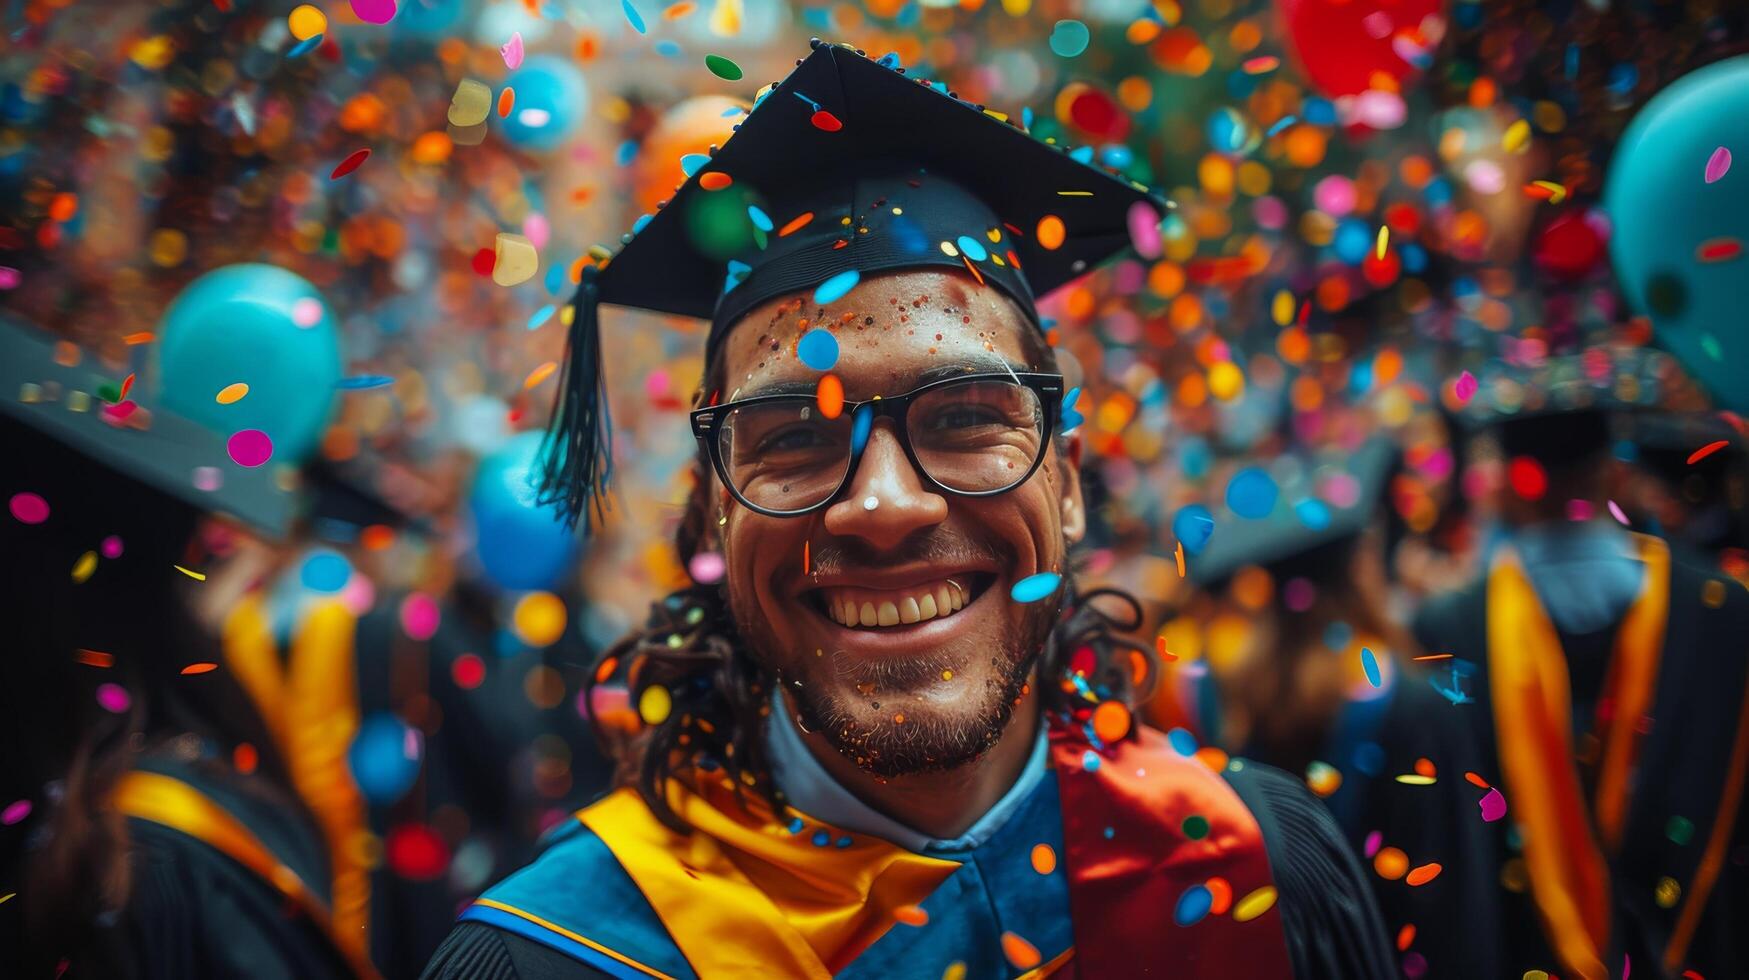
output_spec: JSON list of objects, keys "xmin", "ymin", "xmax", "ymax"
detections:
[{"xmin": 1051, "ymin": 721, "xmax": 1294, "ymax": 978}]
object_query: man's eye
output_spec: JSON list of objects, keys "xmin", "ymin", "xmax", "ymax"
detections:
[
  {"xmin": 927, "ymin": 406, "xmax": 1007, "ymax": 430},
  {"xmin": 762, "ymin": 425, "xmax": 832, "ymax": 452}
]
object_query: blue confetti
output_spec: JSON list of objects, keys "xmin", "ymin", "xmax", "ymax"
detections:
[
  {"xmin": 834, "ymin": 835, "xmax": 853, "ymax": 848},
  {"xmin": 1173, "ymin": 504, "xmax": 1216, "ymax": 554},
  {"xmin": 338, "ymin": 375, "xmax": 394, "ymax": 389},
  {"xmin": 748, "ymin": 205, "xmax": 773, "ymax": 232},
  {"xmin": 1049, "ymin": 19, "xmax": 1091, "ymax": 58},
  {"xmin": 850, "ymin": 403, "xmax": 873, "ymax": 455},
  {"xmin": 1010, "ymin": 572, "xmax": 1063, "ymax": 603},
  {"xmin": 955, "ymin": 235, "xmax": 988, "ymax": 261},
  {"xmin": 621, "ymin": 0, "xmax": 646, "ymax": 34},
  {"xmin": 680, "ymin": 153, "xmax": 710, "ymax": 177},
  {"xmin": 1266, "ymin": 115, "xmax": 1297, "ymax": 138},
  {"xmin": 528, "ymin": 304, "xmax": 556, "ymax": 330},
  {"xmin": 786, "ymin": 816, "xmax": 805, "ymax": 834},
  {"xmin": 632, "ymin": 213, "xmax": 654, "ymax": 234},
  {"xmin": 797, "ymin": 329, "xmax": 839, "ymax": 371},
  {"xmin": 288, "ymin": 34, "xmax": 322, "ymax": 58},
  {"xmin": 654, "ymin": 39, "xmax": 681, "ymax": 58},
  {"xmin": 300, "ymin": 551, "xmax": 351, "ymax": 593},
  {"xmin": 1081, "ymin": 749, "xmax": 1101, "ymax": 772},
  {"xmin": 1294, "ymin": 498, "xmax": 1331, "ymax": 531},
  {"xmin": 811, "ymin": 829, "xmax": 830, "ymax": 847},
  {"xmin": 616, "ymin": 140, "xmax": 639, "ymax": 166},
  {"xmin": 1352, "ymin": 741, "xmax": 1386, "ymax": 776},
  {"xmin": 1360, "ymin": 647, "xmax": 1382, "ymax": 688},
  {"xmin": 1167, "ymin": 727, "xmax": 1199, "ymax": 757},
  {"xmin": 1069, "ymin": 145, "xmax": 1095, "ymax": 164},
  {"xmin": 1174, "ymin": 884, "xmax": 1213, "ymax": 926},
  {"xmin": 1059, "ymin": 386, "xmax": 1084, "ymax": 435},
  {"xmin": 1225, "ymin": 467, "xmax": 1278, "ymax": 519},
  {"xmin": 813, "ymin": 268, "xmax": 860, "ymax": 305},
  {"xmin": 792, "ymin": 90, "xmax": 821, "ymax": 112}
]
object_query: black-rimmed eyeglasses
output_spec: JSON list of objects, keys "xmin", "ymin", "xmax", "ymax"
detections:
[{"xmin": 689, "ymin": 372, "xmax": 1064, "ymax": 517}]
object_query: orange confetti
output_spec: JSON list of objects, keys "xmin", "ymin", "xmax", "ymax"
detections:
[
  {"xmin": 1000, "ymin": 932, "xmax": 1040, "ymax": 970},
  {"xmin": 960, "ymin": 254, "xmax": 984, "ymax": 286},
  {"xmin": 76, "ymin": 649, "xmax": 114, "ymax": 668},
  {"xmin": 180, "ymin": 662, "xmax": 219, "ymax": 675},
  {"xmin": 122, "ymin": 332, "xmax": 156, "ymax": 345},
  {"xmin": 497, "ymin": 87, "xmax": 516, "ymax": 118},
  {"xmin": 1092, "ymin": 700, "xmax": 1132, "ymax": 742},
  {"xmin": 1688, "ymin": 440, "xmax": 1730, "ymax": 464},
  {"xmin": 778, "ymin": 211, "xmax": 815, "ymax": 237},
  {"xmin": 118, "ymin": 373, "xmax": 135, "ymax": 401},
  {"xmin": 894, "ymin": 904, "xmax": 929, "ymax": 926},
  {"xmin": 1414, "ymin": 757, "xmax": 1436, "ymax": 778},
  {"xmin": 1205, "ymin": 877, "xmax": 1234, "ymax": 916},
  {"xmin": 523, "ymin": 361, "xmax": 558, "ymax": 390},
  {"xmin": 1175, "ymin": 540, "xmax": 1186, "ymax": 577},
  {"xmin": 234, "ymin": 742, "xmax": 258, "ymax": 774},
  {"xmin": 1155, "ymin": 634, "xmax": 1179, "ymax": 662},
  {"xmin": 802, "ymin": 540, "xmax": 810, "ymax": 576},
  {"xmin": 1194, "ymin": 746, "xmax": 1229, "ymax": 772},
  {"xmin": 1030, "ymin": 842, "xmax": 1057, "ymax": 875},
  {"xmin": 1406, "ymin": 863, "xmax": 1443, "ymax": 886},
  {"xmin": 1412, "ymin": 653, "xmax": 1453, "ymax": 661},
  {"xmin": 816, "ymin": 373, "xmax": 844, "ymax": 419},
  {"xmin": 662, "ymin": 1, "xmax": 696, "ymax": 18},
  {"xmin": 360, "ymin": 524, "xmax": 396, "ymax": 551},
  {"xmin": 1464, "ymin": 771, "xmax": 1492, "ymax": 789},
  {"xmin": 1128, "ymin": 649, "xmax": 1150, "ymax": 688},
  {"xmin": 699, "ymin": 171, "xmax": 733, "ymax": 191},
  {"xmin": 1397, "ymin": 924, "xmax": 1417, "ymax": 951},
  {"xmin": 594, "ymin": 656, "xmax": 620, "ymax": 685},
  {"xmin": 1374, "ymin": 847, "xmax": 1409, "ymax": 880}
]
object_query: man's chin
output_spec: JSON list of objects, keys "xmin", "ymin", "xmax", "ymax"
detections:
[{"xmin": 787, "ymin": 670, "xmax": 1028, "ymax": 779}]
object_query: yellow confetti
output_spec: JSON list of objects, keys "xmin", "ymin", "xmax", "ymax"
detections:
[
  {"xmin": 173, "ymin": 565, "xmax": 207, "ymax": 581},
  {"xmin": 287, "ymin": 4, "xmax": 327, "ymax": 40},
  {"xmin": 1502, "ymin": 119, "xmax": 1531, "ymax": 153},
  {"xmin": 638, "ymin": 684, "xmax": 673, "ymax": 725},
  {"xmin": 523, "ymin": 361, "xmax": 559, "ymax": 390},
  {"xmin": 1530, "ymin": 180, "xmax": 1568, "ymax": 203},
  {"xmin": 216, "ymin": 382, "xmax": 249, "ymax": 404},
  {"xmin": 70, "ymin": 551, "xmax": 98, "ymax": 583},
  {"xmin": 1394, "ymin": 773, "xmax": 1437, "ymax": 785},
  {"xmin": 942, "ymin": 964, "xmax": 967, "ymax": 980},
  {"xmin": 1233, "ymin": 885, "xmax": 1279, "ymax": 922},
  {"xmin": 1375, "ymin": 226, "xmax": 1389, "ymax": 260}
]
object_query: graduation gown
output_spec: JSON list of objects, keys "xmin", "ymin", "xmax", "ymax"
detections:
[
  {"xmin": 421, "ymin": 720, "xmax": 1394, "ymax": 979},
  {"xmin": 1413, "ymin": 533, "xmax": 1749, "ymax": 980},
  {"xmin": 1154, "ymin": 652, "xmax": 1506, "ymax": 978},
  {"xmin": 109, "ymin": 755, "xmax": 369, "ymax": 980}
]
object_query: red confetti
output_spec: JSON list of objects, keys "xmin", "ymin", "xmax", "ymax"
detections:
[
  {"xmin": 471, "ymin": 247, "xmax": 496, "ymax": 276},
  {"xmin": 1696, "ymin": 237, "xmax": 1742, "ymax": 263},
  {"xmin": 180, "ymin": 662, "xmax": 219, "ymax": 675},
  {"xmin": 118, "ymin": 373, "xmax": 135, "ymax": 401},
  {"xmin": 330, "ymin": 148, "xmax": 371, "ymax": 180},
  {"xmin": 1688, "ymin": 440, "xmax": 1730, "ymax": 465},
  {"xmin": 810, "ymin": 110, "xmax": 843, "ymax": 132}
]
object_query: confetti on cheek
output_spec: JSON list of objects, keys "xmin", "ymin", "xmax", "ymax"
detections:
[
  {"xmin": 227, "ymin": 429, "xmax": 273, "ymax": 467},
  {"xmin": 9, "ymin": 492, "xmax": 49, "ymax": 524},
  {"xmin": 1706, "ymin": 146, "xmax": 1732, "ymax": 184},
  {"xmin": 330, "ymin": 148, "xmax": 371, "ymax": 180},
  {"xmin": 1010, "ymin": 572, "xmax": 1063, "ymax": 603},
  {"xmin": 96, "ymin": 683, "xmax": 130, "ymax": 713},
  {"xmin": 1479, "ymin": 787, "xmax": 1508, "ymax": 822},
  {"xmin": 1, "ymin": 800, "xmax": 30, "ymax": 825}
]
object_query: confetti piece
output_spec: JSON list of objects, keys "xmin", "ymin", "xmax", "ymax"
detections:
[
  {"xmin": 174, "ymin": 565, "xmax": 207, "ymax": 581},
  {"xmin": 123, "ymin": 332, "xmax": 155, "ymax": 345},
  {"xmin": 76, "ymin": 649, "xmax": 113, "ymax": 667},
  {"xmin": 1525, "ymin": 180, "xmax": 1568, "ymax": 203},
  {"xmin": 118, "ymin": 373, "xmax": 135, "ymax": 402},
  {"xmin": 1697, "ymin": 238, "xmax": 1742, "ymax": 263},
  {"xmin": 1242, "ymin": 56, "xmax": 1280, "ymax": 74},
  {"xmin": 1413, "ymin": 653, "xmax": 1454, "ymax": 661},
  {"xmin": 1479, "ymin": 787, "xmax": 1508, "ymax": 822},
  {"xmin": 1048, "ymin": 19, "xmax": 1091, "ymax": 58},
  {"xmin": 1092, "ymin": 700, "xmax": 1131, "ymax": 742},
  {"xmin": 1155, "ymin": 634, "xmax": 1179, "ymax": 664},
  {"xmin": 497, "ymin": 87, "xmax": 515, "ymax": 119},
  {"xmin": 181, "ymin": 662, "xmax": 219, "ymax": 675},
  {"xmin": 638, "ymin": 684, "xmax": 672, "ymax": 725},
  {"xmin": 523, "ymin": 361, "xmax": 559, "ymax": 390},
  {"xmin": 9, "ymin": 492, "xmax": 48, "ymax": 525},
  {"xmin": 216, "ymin": 382, "xmax": 249, "ymax": 404},
  {"xmin": 1036, "ymin": 215, "xmax": 1066, "ymax": 250},
  {"xmin": 1233, "ymin": 886, "xmax": 1278, "ymax": 922},
  {"xmin": 70, "ymin": 550, "xmax": 97, "ymax": 583},
  {"xmin": 1454, "ymin": 370, "xmax": 1477, "ymax": 403},
  {"xmin": 1689, "ymin": 440, "xmax": 1730, "ymax": 464},
  {"xmin": 1174, "ymin": 541, "xmax": 1186, "ymax": 577},
  {"xmin": 350, "ymin": 0, "xmax": 396, "ymax": 25},
  {"xmin": 797, "ymin": 329, "xmax": 839, "ymax": 371},
  {"xmin": 810, "ymin": 110, "xmax": 843, "ymax": 132},
  {"xmin": 330, "ymin": 149, "xmax": 371, "ymax": 180},
  {"xmin": 778, "ymin": 211, "xmax": 814, "ymax": 237},
  {"xmin": 663, "ymin": 1, "xmax": 696, "ymax": 18},
  {"xmin": 1173, "ymin": 883, "xmax": 1213, "ymax": 926},
  {"xmin": 1374, "ymin": 846, "xmax": 1409, "ymax": 879},
  {"xmin": 448, "ymin": 79, "xmax": 492, "ymax": 127},
  {"xmin": 96, "ymin": 683, "xmax": 131, "ymax": 713},
  {"xmin": 1502, "ymin": 119, "xmax": 1531, "ymax": 153},
  {"xmin": 1706, "ymin": 146, "xmax": 1732, "ymax": 184},
  {"xmin": 802, "ymin": 540, "xmax": 810, "ymax": 576},
  {"xmin": 699, "ymin": 171, "xmax": 733, "ymax": 191},
  {"xmin": 1266, "ymin": 116, "xmax": 1297, "ymax": 137},
  {"xmin": 705, "ymin": 54, "xmax": 742, "ymax": 80},
  {"xmin": 226, "ymin": 429, "xmax": 273, "ymax": 468},
  {"xmin": 501, "ymin": 32, "xmax": 524, "ymax": 70},
  {"xmin": 894, "ymin": 904, "xmax": 928, "ymax": 926},
  {"xmin": 816, "ymin": 374, "xmax": 844, "ymax": 419},
  {"xmin": 1225, "ymin": 468, "xmax": 1277, "ymax": 518},
  {"xmin": 1360, "ymin": 647, "xmax": 1382, "ymax": 688},
  {"xmin": 1395, "ymin": 774, "xmax": 1437, "ymax": 785},
  {"xmin": 1375, "ymin": 226, "xmax": 1389, "ymax": 260},
  {"xmin": 493, "ymin": 233, "xmax": 539, "ymax": 286},
  {"xmin": 1127, "ymin": 201, "xmax": 1162, "ymax": 259},
  {"xmin": 622, "ymin": 0, "xmax": 647, "ymax": 33},
  {"xmin": 338, "ymin": 375, "xmax": 394, "ymax": 389},
  {"xmin": 1608, "ymin": 499, "xmax": 1630, "ymax": 525},
  {"xmin": 1406, "ymin": 863, "xmax": 1443, "ymax": 886},
  {"xmin": 1011, "ymin": 572, "xmax": 1063, "ymax": 603},
  {"xmin": 1001, "ymin": 932, "xmax": 1041, "ymax": 970},
  {"xmin": 287, "ymin": 4, "xmax": 326, "ymax": 40},
  {"xmin": 688, "ymin": 551, "xmax": 725, "ymax": 584},
  {"xmin": 1, "ymin": 800, "xmax": 30, "ymax": 825},
  {"xmin": 288, "ymin": 34, "xmax": 322, "ymax": 58},
  {"xmin": 813, "ymin": 269, "xmax": 859, "ymax": 305},
  {"xmin": 1031, "ymin": 843, "xmax": 1057, "ymax": 875}
]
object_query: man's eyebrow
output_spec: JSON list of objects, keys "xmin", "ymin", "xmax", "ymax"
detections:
[{"xmin": 734, "ymin": 360, "xmax": 1033, "ymax": 402}]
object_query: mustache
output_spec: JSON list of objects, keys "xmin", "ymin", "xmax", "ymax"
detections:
[{"xmin": 804, "ymin": 527, "xmax": 1009, "ymax": 579}]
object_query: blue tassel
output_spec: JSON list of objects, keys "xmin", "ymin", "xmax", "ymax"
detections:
[{"xmin": 535, "ymin": 263, "xmax": 613, "ymax": 533}]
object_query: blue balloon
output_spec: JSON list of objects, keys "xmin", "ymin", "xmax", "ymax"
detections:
[
  {"xmin": 470, "ymin": 431, "xmax": 582, "ymax": 591},
  {"xmin": 501, "ymin": 55, "xmax": 588, "ymax": 151},
  {"xmin": 157, "ymin": 264, "xmax": 341, "ymax": 466},
  {"xmin": 1605, "ymin": 56, "xmax": 1749, "ymax": 413},
  {"xmin": 348, "ymin": 712, "xmax": 423, "ymax": 805}
]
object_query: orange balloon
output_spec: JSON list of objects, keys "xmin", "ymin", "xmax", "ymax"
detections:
[{"xmin": 633, "ymin": 95, "xmax": 752, "ymax": 215}]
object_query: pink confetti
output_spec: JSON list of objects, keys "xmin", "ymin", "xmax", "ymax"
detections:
[
  {"xmin": 1705, "ymin": 146, "xmax": 1732, "ymax": 184},
  {"xmin": 1608, "ymin": 499, "xmax": 1630, "ymax": 525},
  {"xmin": 349, "ymin": 0, "xmax": 397, "ymax": 25},
  {"xmin": 227, "ymin": 429, "xmax": 274, "ymax": 468},
  {"xmin": 101, "ymin": 535, "xmax": 123, "ymax": 559},
  {"xmin": 0, "ymin": 266, "xmax": 20, "ymax": 289},
  {"xmin": 96, "ymin": 682, "xmax": 130, "ymax": 713},
  {"xmin": 1363, "ymin": 829, "xmax": 1383, "ymax": 858},
  {"xmin": 1453, "ymin": 370, "xmax": 1477, "ymax": 404},
  {"xmin": 292, "ymin": 297, "xmax": 324, "ymax": 328},
  {"xmin": 400, "ymin": 592, "xmax": 441, "ymax": 641},
  {"xmin": 501, "ymin": 31, "xmax": 525, "ymax": 70},
  {"xmin": 1, "ymin": 799, "xmax": 31, "ymax": 825},
  {"xmin": 9, "ymin": 492, "xmax": 49, "ymax": 525},
  {"xmin": 1479, "ymin": 787, "xmax": 1508, "ymax": 822},
  {"xmin": 688, "ymin": 551, "xmax": 725, "ymax": 584},
  {"xmin": 1127, "ymin": 201, "xmax": 1162, "ymax": 260},
  {"xmin": 192, "ymin": 466, "xmax": 223, "ymax": 492}
]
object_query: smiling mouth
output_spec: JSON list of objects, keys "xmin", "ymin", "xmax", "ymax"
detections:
[{"xmin": 810, "ymin": 574, "xmax": 995, "ymax": 629}]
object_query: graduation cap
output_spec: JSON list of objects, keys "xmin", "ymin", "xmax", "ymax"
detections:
[
  {"xmin": 1452, "ymin": 346, "xmax": 1686, "ymax": 466},
  {"xmin": 1, "ymin": 315, "xmax": 302, "ymax": 535},
  {"xmin": 1188, "ymin": 438, "xmax": 1400, "ymax": 588},
  {"xmin": 538, "ymin": 39, "xmax": 1168, "ymax": 532}
]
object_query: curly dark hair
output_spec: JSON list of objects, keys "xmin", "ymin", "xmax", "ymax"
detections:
[{"xmin": 581, "ymin": 332, "xmax": 1160, "ymax": 835}]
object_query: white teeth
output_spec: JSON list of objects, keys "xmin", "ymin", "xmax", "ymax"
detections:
[
  {"xmin": 936, "ymin": 585, "xmax": 953, "ymax": 617},
  {"xmin": 918, "ymin": 593, "xmax": 938, "ymax": 621},
  {"xmin": 877, "ymin": 601, "xmax": 900, "ymax": 626},
  {"xmin": 859, "ymin": 602, "xmax": 877, "ymax": 627},
  {"xmin": 899, "ymin": 596, "xmax": 920, "ymax": 624}
]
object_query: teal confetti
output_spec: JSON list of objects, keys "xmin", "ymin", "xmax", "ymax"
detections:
[
  {"xmin": 813, "ymin": 269, "xmax": 859, "ymax": 305},
  {"xmin": 1049, "ymin": 19, "xmax": 1091, "ymax": 58},
  {"xmin": 1360, "ymin": 647, "xmax": 1382, "ymax": 688},
  {"xmin": 1010, "ymin": 572, "xmax": 1063, "ymax": 603},
  {"xmin": 289, "ymin": 34, "xmax": 322, "ymax": 58},
  {"xmin": 797, "ymin": 329, "xmax": 839, "ymax": 371},
  {"xmin": 622, "ymin": 0, "xmax": 646, "ymax": 34},
  {"xmin": 338, "ymin": 375, "xmax": 394, "ymax": 389},
  {"xmin": 527, "ymin": 304, "xmax": 556, "ymax": 330}
]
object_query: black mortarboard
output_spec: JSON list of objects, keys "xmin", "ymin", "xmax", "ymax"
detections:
[
  {"xmin": 538, "ymin": 39, "xmax": 1168, "ymax": 532},
  {"xmin": 1, "ymin": 315, "xmax": 299, "ymax": 535},
  {"xmin": 1188, "ymin": 438, "xmax": 1399, "ymax": 588},
  {"xmin": 1453, "ymin": 346, "xmax": 1684, "ymax": 466}
]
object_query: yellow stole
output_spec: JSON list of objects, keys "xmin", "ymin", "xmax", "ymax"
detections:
[
  {"xmin": 1486, "ymin": 532, "xmax": 1669, "ymax": 980},
  {"xmin": 112, "ymin": 770, "xmax": 381, "ymax": 980},
  {"xmin": 221, "ymin": 595, "xmax": 373, "ymax": 973},
  {"xmin": 579, "ymin": 773, "xmax": 966, "ymax": 978}
]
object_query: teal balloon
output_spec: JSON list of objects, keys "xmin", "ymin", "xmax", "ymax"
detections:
[
  {"xmin": 470, "ymin": 431, "xmax": 581, "ymax": 591},
  {"xmin": 501, "ymin": 56, "xmax": 588, "ymax": 151},
  {"xmin": 157, "ymin": 264, "xmax": 341, "ymax": 466},
  {"xmin": 1605, "ymin": 55, "xmax": 1749, "ymax": 413}
]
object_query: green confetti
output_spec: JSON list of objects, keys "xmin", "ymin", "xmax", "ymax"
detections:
[{"xmin": 705, "ymin": 54, "xmax": 743, "ymax": 81}]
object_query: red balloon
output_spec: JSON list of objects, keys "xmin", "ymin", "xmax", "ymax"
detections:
[{"xmin": 1278, "ymin": 0, "xmax": 1446, "ymax": 99}]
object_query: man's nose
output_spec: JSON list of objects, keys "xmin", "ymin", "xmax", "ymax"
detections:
[{"xmin": 821, "ymin": 420, "xmax": 948, "ymax": 545}]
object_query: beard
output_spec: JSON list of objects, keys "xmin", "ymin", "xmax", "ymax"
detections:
[{"xmin": 730, "ymin": 531, "xmax": 1063, "ymax": 779}]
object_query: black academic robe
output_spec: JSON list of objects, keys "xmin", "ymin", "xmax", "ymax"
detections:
[
  {"xmin": 1413, "ymin": 546, "xmax": 1749, "ymax": 980},
  {"xmin": 115, "ymin": 755, "xmax": 357, "ymax": 980},
  {"xmin": 419, "ymin": 762, "xmax": 1395, "ymax": 980}
]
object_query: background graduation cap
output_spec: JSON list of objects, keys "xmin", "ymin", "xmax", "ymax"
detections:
[
  {"xmin": 1188, "ymin": 438, "xmax": 1401, "ymax": 589},
  {"xmin": 538, "ymin": 39, "xmax": 1169, "ymax": 532}
]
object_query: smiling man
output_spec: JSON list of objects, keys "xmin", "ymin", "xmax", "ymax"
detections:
[{"xmin": 424, "ymin": 42, "xmax": 1393, "ymax": 980}]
